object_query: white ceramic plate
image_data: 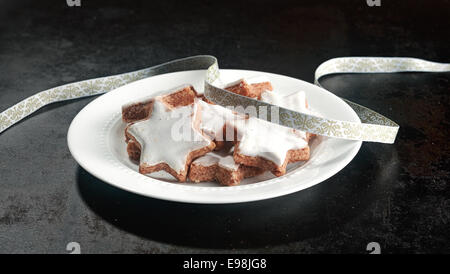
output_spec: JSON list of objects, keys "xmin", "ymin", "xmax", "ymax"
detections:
[{"xmin": 68, "ymin": 69, "xmax": 362, "ymax": 204}]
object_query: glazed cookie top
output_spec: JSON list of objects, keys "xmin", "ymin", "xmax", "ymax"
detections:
[
  {"xmin": 260, "ymin": 89, "xmax": 310, "ymax": 140},
  {"xmin": 230, "ymin": 78, "xmax": 310, "ymax": 166},
  {"xmin": 127, "ymin": 99, "xmax": 213, "ymax": 173},
  {"xmin": 197, "ymin": 99, "xmax": 245, "ymax": 140},
  {"xmin": 234, "ymin": 117, "xmax": 308, "ymax": 166},
  {"xmin": 260, "ymin": 89, "xmax": 309, "ymax": 114},
  {"xmin": 192, "ymin": 151, "xmax": 239, "ymax": 171}
]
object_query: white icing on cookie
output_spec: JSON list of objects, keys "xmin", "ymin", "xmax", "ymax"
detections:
[
  {"xmin": 234, "ymin": 117, "xmax": 308, "ymax": 166},
  {"xmin": 260, "ymin": 89, "xmax": 309, "ymax": 114},
  {"xmin": 260, "ymin": 89, "xmax": 310, "ymax": 140},
  {"xmin": 128, "ymin": 100, "xmax": 212, "ymax": 174},
  {"xmin": 197, "ymin": 100, "xmax": 244, "ymax": 141},
  {"xmin": 192, "ymin": 151, "xmax": 239, "ymax": 171}
]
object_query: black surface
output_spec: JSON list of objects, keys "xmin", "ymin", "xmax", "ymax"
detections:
[{"xmin": 0, "ymin": 0, "xmax": 449, "ymax": 253}]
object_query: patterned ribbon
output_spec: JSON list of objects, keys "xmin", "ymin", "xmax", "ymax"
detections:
[
  {"xmin": 205, "ymin": 57, "xmax": 449, "ymax": 143},
  {"xmin": 1, "ymin": 55, "xmax": 449, "ymax": 143},
  {"xmin": 0, "ymin": 56, "xmax": 216, "ymax": 134}
]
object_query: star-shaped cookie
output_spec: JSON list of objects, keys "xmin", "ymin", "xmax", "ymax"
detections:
[
  {"xmin": 230, "ymin": 87, "xmax": 313, "ymax": 176},
  {"xmin": 233, "ymin": 117, "xmax": 310, "ymax": 177},
  {"xmin": 126, "ymin": 98, "xmax": 215, "ymax": 181}
]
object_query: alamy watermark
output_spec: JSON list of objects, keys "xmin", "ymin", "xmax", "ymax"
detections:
[
  {"xmin": 366, "ymin": 242, "xmax": 381, "ymax": 254},
  {"xmin": 66, "ymin": 242, "xmax": 81, "ymax": 254},
  {"xmin": 170, "ymin": 105, "xmax": 279, "ymax": 143},
  {"xmin": 366, "ymin": 0, "xmax": 381, "ymax": 7},
  {"xmin": 66, "ymin": 0, "xmax": 81, "ymax": 7}
]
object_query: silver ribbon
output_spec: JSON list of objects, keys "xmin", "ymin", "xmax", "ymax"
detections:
[{"xmin": 1, "ymin": 55, "xmax": 449, "ymax": 143}]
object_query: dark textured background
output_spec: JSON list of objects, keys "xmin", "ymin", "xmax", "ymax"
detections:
[{"xmin": 0, "ymin": 0, "xmax": 449, "ymax": 253}]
